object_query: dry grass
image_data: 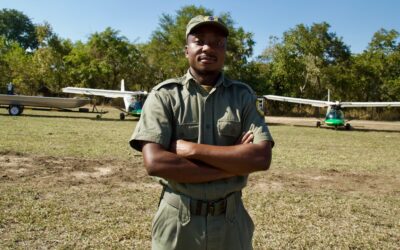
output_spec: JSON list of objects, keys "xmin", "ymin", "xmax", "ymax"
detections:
[{"xmin": 0, "ymin": 108, "xmax": 399, "ymax": 249}]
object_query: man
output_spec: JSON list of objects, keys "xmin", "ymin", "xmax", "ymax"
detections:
[
  {"xmin": 7, "ymin": 82, "xmax": 14, "ymax": 95},
  {"xmin": 130, "ymin": 15, "xmax": 274, "ymax": 250}
]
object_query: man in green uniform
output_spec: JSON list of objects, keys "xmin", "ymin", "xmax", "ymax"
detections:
[{"xmin": 130, "ymin": 15, "xmax": 274, "ymax": 250}]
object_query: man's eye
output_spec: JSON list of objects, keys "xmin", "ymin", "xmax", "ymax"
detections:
[
  {"xmin": 194, "ymin": 40, "xmax": 204, "ymax": 46},
  {"xmin": 216, "ymin": 40, "xmax": 225, "ymax": 47}
]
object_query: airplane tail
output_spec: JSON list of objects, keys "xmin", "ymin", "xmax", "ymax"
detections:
[
  {"xmin": 328, "ymin": 89, "xmax": 330, "ymax": 102},
  {"xmin": 121, "ymin": 79, "xmax": 125, "ymax": 92},
  {"xmin": 120, "ymin": 79, "xmax": 131, "ymax": 111},
  {"xmin": 123, "ymin": 95, "xmax": 131, "ymax": 112}
]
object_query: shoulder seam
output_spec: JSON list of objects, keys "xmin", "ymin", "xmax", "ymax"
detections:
[
  {"xmin": 152, "ymin": 77, "xmax": 184, "ymax": 90},
  {"xmin": 229, "ymin": 80, "xmax": 255, "ymax": 94}
]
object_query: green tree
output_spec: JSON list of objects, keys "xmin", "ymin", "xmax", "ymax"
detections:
[
  {"xmin": 65, "ymin": 27, "xmax": 148, "ymax": 91},
  {"xmin": 30, "ymin": 38, "xmax": 73, "ymax": 94},
  {"xmin": 260, "ymin": 22, "xmax": 351, "ymax": 100},
  {"xmin": 4, "ymin": 42, "xmax": 37, "ymax": 94},
  {"xmin": 0, "ymin": 8, "xmax": 38, "ymax": 50},
  {"xmin": 351, "ymin": 29, "xmax": 400, "ymax": 101},
  {"xmin": 0, "ymin": 36, "xmax": 12, "ymax": 88}
]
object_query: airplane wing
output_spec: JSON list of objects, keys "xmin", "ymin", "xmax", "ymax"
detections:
[
  {"xmin": 264, "ymin": 95, "xmax": 334, "ymax": 107},
  {"xmin": 340, "ymin": 102, "xmax": 400, "ymax": 108},
  {"xmin": 62, "ymin": 87, "xmax": 147, "ymax": 98}
]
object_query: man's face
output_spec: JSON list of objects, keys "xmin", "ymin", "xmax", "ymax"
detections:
[{"xmin": 185, "ymin": 25, "xmax": 227, "ymax": 75}]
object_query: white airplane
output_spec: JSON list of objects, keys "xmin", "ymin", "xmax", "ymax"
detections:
[
  {"xmin": 264, "ymin": 91, "xmax": 400, "ymax": 129},
  {"xmin": 62, "ymin": 79, "xmax": 147, "ymax": 120}
]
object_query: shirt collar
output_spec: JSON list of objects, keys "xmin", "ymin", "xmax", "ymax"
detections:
[{"xmin": 183, "ymin": 69, "xmax": 232, "ymax": 89}]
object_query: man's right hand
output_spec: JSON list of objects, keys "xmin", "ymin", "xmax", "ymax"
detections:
[{"xmin": 236, "ymin": 131, "xmax": 254, "ymax": 145}]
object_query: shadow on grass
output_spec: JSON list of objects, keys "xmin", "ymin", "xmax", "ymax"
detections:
[
  {"xmin": 267, "ymin": 121, "xmax": 400, "ymax": 133},
  {"xmin": 0, "ymin": 113, "xmax": 139, "ymax": 122}
]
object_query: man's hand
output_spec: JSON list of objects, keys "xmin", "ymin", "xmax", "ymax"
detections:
[
  {"xmin": 142, "ymin": 142, "xmax": 235, "ymax": 183},
  {"xmin": 170, "ymin": 139, "xmax": 195, "ymax": 158},
  {"xmin": 236, "ymin": 131, "xmax": 254, "ymax": 144},
  {"xmin": 171, "ymin": 131, "xmax": 254, "ymax": 159}
]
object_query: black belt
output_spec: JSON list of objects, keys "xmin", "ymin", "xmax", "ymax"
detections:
[
  {"xmin": 162, "ymin": 188, "xmax": 237, "ymax": 216},
  {"xmin": 190, "ymin": 196, "xmax": 227, "ymax": 216}
]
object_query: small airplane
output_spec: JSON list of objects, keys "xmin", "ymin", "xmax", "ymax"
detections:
[
  {"xmin": 62, "ymin": 80, "xmax": 147, "ymax": 120},
  {"xmin": 264, "ymin": 91, "xmax": 400, "ymax": 129}
]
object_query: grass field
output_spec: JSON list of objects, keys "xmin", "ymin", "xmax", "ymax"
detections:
[{"xmin": 0, "ymin": 108, "xmax": 399, "ymax": 249}]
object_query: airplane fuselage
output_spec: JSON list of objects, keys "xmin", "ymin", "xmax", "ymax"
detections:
[{"xmin": 324, "ymin": 107, "xmax": 345, "ymax": 127}]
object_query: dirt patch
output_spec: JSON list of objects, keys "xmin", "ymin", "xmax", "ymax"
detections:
[
  {"xmin": 248, "ymin": 168, "xmax": 400, "ymax": 195},
  {"xmin": 0, "ymin": 151, "xmax": 151, "ymax": 187},
  {"xmin": 1, "ymin": 151, "xmax": 398, "ymax": 196}
]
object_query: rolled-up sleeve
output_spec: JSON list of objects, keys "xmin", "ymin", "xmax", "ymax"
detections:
[
  {"xmin": 129, "ymin": 90, "xmax": 172, "ymax": 151},
  {"xmin": 242, "ymin": 93, "xmax": 274, "ymax": 147}
]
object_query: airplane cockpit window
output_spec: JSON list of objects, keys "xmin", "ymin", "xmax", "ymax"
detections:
[{"xmin": 326, "ymin": 110, "xmax": 344, "ymax": 119}]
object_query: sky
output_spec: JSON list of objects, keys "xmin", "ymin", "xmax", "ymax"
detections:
[{"xmin": 1, "ymin": 0, "xmax": 399, "ymax": 57}]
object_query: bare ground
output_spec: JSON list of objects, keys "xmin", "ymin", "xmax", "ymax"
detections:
[
  {"xmin": 1, "ymin": 151, "xmax": 398, "ymax": 196},
  {"xmin": 266, "ymin": 116, "xmax": 400, "ymax": 132}
]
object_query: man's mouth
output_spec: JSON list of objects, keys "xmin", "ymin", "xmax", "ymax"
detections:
[{"xmin": 199, "ymin": 55, "xmax": 217, "ymax": 63}]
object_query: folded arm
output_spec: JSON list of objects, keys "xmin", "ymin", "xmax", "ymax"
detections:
[
  {"xmin": 141, "ymin": 142, "xmax": 234, "ymax": 183},
  {"xmin": 171, "ymin": 138, "xmax": 272, "ymax": 175}
]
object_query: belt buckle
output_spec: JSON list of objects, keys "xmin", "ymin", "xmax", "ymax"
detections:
[{"xmin": 207, "ymin": 202, "xmax": 215, "ymax": 216}]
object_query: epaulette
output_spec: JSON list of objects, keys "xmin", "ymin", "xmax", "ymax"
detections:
[
  {"xmin": 229, "ymin": 80, "xmax": 256, "ymax": 95},
  {"xmin": 152, "ymin": 77, "xmax": 184, "ymax": 91}
]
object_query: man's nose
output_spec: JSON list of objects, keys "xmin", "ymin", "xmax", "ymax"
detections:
[{"xmin": 201, "ymin": 43, "xmax": 213, "ymax": 52}]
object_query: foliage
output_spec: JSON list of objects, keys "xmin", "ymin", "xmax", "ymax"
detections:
[
  {"xmin": 0, "ymin": 7, "xmax": 399, "ymax": 119},
  {"xmin": 259, "ymin": 22, "xmax": 351, "ymax": 100},
  {"xmin": 349, "ymin": 29, "xmax": 400, "ymax": 102},
  {"xmin": 65, "ymin": 28, "xmax": 149, "ymax": 91},
  {"xmin": 0, "ymin": 36, "xmax": 11, "ymax": 87},
  {"xmin": 0, "ymin": 8, "xmax": 38, "ymax": 50}
]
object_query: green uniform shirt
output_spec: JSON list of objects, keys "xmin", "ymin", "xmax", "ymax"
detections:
[{"xmin": 130, "ymin": 71, "xmax": 273, "ymax": 201}]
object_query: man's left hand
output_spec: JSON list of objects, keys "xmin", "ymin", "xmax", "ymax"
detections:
[{"xmin": 170, "ymin": 139, "xmax": 195, "ymax": 158}]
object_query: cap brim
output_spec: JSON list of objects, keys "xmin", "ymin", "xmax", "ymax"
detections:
[{"xmin": 188, "ymin": 21, "xmax": 229, "ymax": 37}]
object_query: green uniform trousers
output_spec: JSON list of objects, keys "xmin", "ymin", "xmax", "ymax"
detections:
[{"xmin": 151, "ymin": 191, "xmax": 254, "ymax": 250}]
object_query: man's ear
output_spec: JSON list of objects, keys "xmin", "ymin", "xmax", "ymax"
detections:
[{"xmin": 184, "ymin": 45, "xmax": 189, "ymax": 58}]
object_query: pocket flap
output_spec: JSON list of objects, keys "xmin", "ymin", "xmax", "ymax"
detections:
[
  {"xmin": 217, "ymin": 120, "xmax": 241, "ymax": 137},
  {"xmin": 176, "ymin": 123, "xmax": 199, "ymax": 141}
]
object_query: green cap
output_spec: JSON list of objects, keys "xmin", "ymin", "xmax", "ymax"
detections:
[{"xmin": 186, "ymin": 15, "xmax": 229, "ymax": 37}]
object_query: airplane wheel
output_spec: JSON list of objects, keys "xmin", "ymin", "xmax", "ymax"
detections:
[
  {"xmin": 8, "ymin": 105, "xmax": 23, "ymax": 116},
  {"xmin": 316, "ymin": 121, "xmax": 321, "ymax": 128},
  {"xmin": 96, "ymin": 114, "xmax": 101, "ymax": 119},
  {"xmin": 119, "ymin": 113, "xmax": 125, "ymax": 120},
  {"xmin": 345, "ymin": 123, "xmax": 351, "ymax": 130}
]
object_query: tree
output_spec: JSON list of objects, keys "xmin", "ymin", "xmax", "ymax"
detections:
[
  {"xmin": 4, "ymin": 42, "xmax": 37, "ymax": 95},
  {"xmin": 260, "ymin": 22, "xmax": 351, "ymax": 100},
  {"xmin": 0, "ymin": 8, "xmax": 38, "ymax": 50},
  {"xmin": 351, "ymin": 29, "xmax": 400, "ymax": 102},
  {"xmin": 0, "ymin": 36, "xmax": 12, "ymax": 89},
  {"xmin": 65, "ymin": 27, "xmax": 148, "ymax": 91},
  {"xmin": 30, "ymin": 38, "xmax": 73, "ymax": 94}
]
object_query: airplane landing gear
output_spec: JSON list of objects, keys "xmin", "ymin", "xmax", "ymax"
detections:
[
  {"xmin": 316, "ymin": 121, "xmax": 321, "ymax": 128},
  {"xmin": 345, "ymin": 123, "xmax": 351, "ymax": 130},
  {"xmin": 119, "ymin": 112, "xmax": 125, "ymax": 120}
]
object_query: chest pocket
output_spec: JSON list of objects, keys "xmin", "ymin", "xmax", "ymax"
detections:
[
  {"xmin": 217, "ymin": 120, "xmax": 241, "ymax": 138},
  {"xmin": 175, "ymin": 123, "xmax": 199, "ymax": 142}
]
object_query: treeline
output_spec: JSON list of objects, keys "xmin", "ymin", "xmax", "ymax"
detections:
[{"xmin": 1, "ymin": 6, "xmax": 399, "ymax": 106}]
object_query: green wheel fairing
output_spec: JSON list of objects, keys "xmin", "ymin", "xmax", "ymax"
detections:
[{"xmin": 325, "ymin": 118, "xmax": 345, "ymax": 126}]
